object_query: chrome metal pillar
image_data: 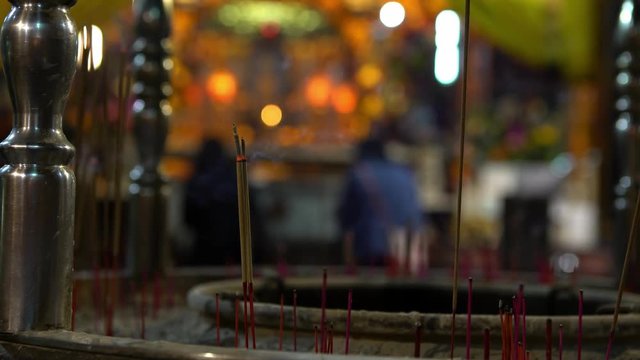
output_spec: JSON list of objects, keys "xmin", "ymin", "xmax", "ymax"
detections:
[
  {"xmin": 0, "ymin": 0, "xmax": 77, "ymax": 331},
  {"xmin": 128, "ymin": 0, "xmax": 172, "ymax": 277}
]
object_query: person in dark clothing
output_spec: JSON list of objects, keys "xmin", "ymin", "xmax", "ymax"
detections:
[
  {"xmin": 184, "ymin": 138, "xmax": 263, "ymax": 265},
  {"xmin": 338, "ymin": 138, "xmax": 425, "ymax": 268}
]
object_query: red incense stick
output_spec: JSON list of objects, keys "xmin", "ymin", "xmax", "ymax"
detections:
[
  {"xmin": 293, "ymin": 289, "xmax": 298, "ymax": 351},
  {"xmin": 345, "ymin": 289, "xmax": 353, "ymax": 354},
  {"xmin": 242, "ymin": 282, "xmax": 249, "ymax": 349},
  {"xmin": 466, "ymin": 277, "xmax": 473, "ymax": 360},
  {"xmin": 249, "ymin": 282, "xmax": 256, "ymax": 349},
  {"xmin": 545, "ymin": 318, "xmax": 552, "ymax": 360},
  {"xmin": 483, "ymin": 328, "xmax": 490, "ymax": 360},
  {"xmin": 235, "ymin": 297, "xmax": 239, "ymax": 348},
  {"xmin": 606, "ymin": 330, "xmax": 615, "ymax": 360},
  {"xmin": 522, "ymin": 297, "xmax": 527, "ymax": 353},
  {"xmin": 578, "ymin": 289, "xmax": 583, "ymax": 360},
  {"xmin": 328, "ymin": 323, "xmax": 334, "ymax": 354},
  {"xmin": 320, "ymin": 268, "xmax": 327, "ymax": 353},
  {"xmin": 414, "ymin": 321, "xmax": 422, "ymax": 358},
  {"xmin": 152, "ymin": 272, "xmax": 160, "ymax": 319},
  {"xmin": 512, "ymin": 296, "xmax": 518, "ymax": 360},
  {"xmin": 279, "ymin": 293, "xmax": 284, "ymax": 351},
  {"xmin": 141, "ymin": 274, "xmax": 147, "ymax": 339},
  {"xmin": 558, "ymin": 324, "xmax": 564, "ymax": 360},
  {"xmin": 215, "ymin": 293, "xmax": 220, "ymax": 346},
  {"xmin": 71, "ymin": 280, "xmax": 77, "ymax": 331}
]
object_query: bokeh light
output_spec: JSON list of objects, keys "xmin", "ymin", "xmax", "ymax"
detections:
[
  {"xmin": 379, "ymin": 2, "xmax": 405, "ymax": 28},
  {"xmin": 305, "ymin": 74, "xmax": 332, "ymax": 108},
  {"xmin": 261, "ymin": 104, "xmax": 283, "ymax": 127},
  {"xmin": 206, "ymin": 70, "xmax": 238, "ymax": 104},
  {"xmin": 331, "ymin": 84, "xmax": 358, "ymax": 114}
]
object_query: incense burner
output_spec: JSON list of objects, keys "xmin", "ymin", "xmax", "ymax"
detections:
[{"xmin": 188, "ymin": 276, "xmax": 640, "ymax": 359}]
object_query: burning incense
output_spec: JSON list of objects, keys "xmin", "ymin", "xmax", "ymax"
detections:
[
  {"xmin": 320, "ymin": 268, "xmax": 328, "ymax": 353},
  {"xmin": 483, "ymin": 328, "xmax": 490, "ymax": 360},
  {"xmin": 279, "ymin": 293, "xmax": 284, "ymax": 351},
  {"xmin": 414, "ymin": 321, "xmax": 422, "ymax": 358},
  {"xmin": 215, "ymin": 293, "xmax": 221, "ymax": 346},
  {"xmin": 558, "ymin": 324, "xmax": 564, "ymax": 360},
  {"xmin": 345, "ymin": 289, "xmax": 353, "ymax": 355},
  {"xmin": 607, "ymin": 186, "xmax": 640, "ymax": 358},
  {"xmin": 578, "ymin": 289, "xmax": 583, "ymax": 360},
  {"xmin": 466, "ymin": 277, "xmax": 472, "ymax": 360},
  {"xmin": 293, "ymin": 289, "xmax": 298, "ymax": 351},
  {"xmin": 450, "ymin": 0, "xmax": 471, "ymax": 357},
  {"xmin": 545, "ymin": 318, "xmax": 552, "ymax": 360}
]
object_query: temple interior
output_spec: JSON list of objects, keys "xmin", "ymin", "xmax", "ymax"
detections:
[{"xmin": 0, "ymin": 0, "xmax": 638, "ymax": 359}]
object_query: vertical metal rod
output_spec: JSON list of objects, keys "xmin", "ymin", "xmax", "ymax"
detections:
[{"xmin": 0, "ymin": 0, "xmax": 78, "ymax": 332}]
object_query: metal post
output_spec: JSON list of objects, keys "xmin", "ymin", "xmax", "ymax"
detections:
[
  {"xmin": 0, "ymin": 0, "xmax": 77, "ymax": 332},
  {"xmin": 128, "ymin": 0, "xmax": 172, "ymax": 277}
]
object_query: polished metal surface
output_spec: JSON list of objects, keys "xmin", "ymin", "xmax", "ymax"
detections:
[
  {"xmin": 128, "ymin": 0, "xmax": 172, "ymax": 278},
  {"xmin": 0, "ymin": 0, "xmax": 77, "ymax": 332}
]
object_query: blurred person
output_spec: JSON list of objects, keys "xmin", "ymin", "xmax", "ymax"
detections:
[
  {"xmin": 338, "ymin": 137, "xmax": 427, "ymax": 272},
  {"xmin": 183, "ymin": 138, "xmax": 264, "ymax": 265}
]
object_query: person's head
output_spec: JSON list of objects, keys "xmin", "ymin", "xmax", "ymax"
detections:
[{"xmin": 357, "ymin": 137, "xmax": 386, "ymax": 161}]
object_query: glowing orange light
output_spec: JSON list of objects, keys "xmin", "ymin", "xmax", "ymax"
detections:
[
  {"xmin": 261, "ymin": 104, "xmax": 283, "ymax": 127},
  {"xmin": 305, "ymin": 74, "xmax": 331, "ymax": 108},
  {"xmin": 206, "ymin": 70, "xmax": 237, "ymax": 104},
  {"xmin": 331, "ymin": 84, "xmax": 358, "ymax": 114}
]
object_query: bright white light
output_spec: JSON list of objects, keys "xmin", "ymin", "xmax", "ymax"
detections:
[
  {"xmin": 77, "ymin": 25, "xmax": 103, "ymax": 71},
  {"xmin": 434, "ymin": 10, "xmax": 460, "ymax": 85},
  {"xmin": 379, "ymin": 1, "xmax": 405, "ymax": 28},
  {"xmin": 620, "ymin": 0, "xmax": 634, "ymax": 26},
  {"xmin": 434, "ymin": 47, "xmax": 459, "ymax": 85},
  {"xmin": 435, "ymin": 10, "xmax": 460, "ymax": 47}
]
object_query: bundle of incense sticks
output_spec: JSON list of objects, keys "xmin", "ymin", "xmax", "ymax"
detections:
[{"xmin": 232, "ymin": 124, "xmax": 256, "ymax": 347}]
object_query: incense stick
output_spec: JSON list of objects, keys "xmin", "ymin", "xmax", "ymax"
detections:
[
  {"xmin": 249, "ymin": 282, "xmax": 256, "ymax": 349},
  {"xmin": 414, "ymin": 321, "xmax": 422, "ymax": 358},
  {"xmin": 293, "ymin": 289, "xmax": 298, "ymax": 351},
  {"xmin": 243, "ymin": 282, "xmax": 249, "ymax": 348},
  {"xmin": 558, "ymin": 324, "xmax": 564, "ymax": 360},
  {"xmin": 328, "ymin": 322, "xmax": 334, "ymax": 354},
  {"xmin": 450, "ymin": 0, "xmax": 471, "ymax": 357},
  {"xmin": 235, "ymin": 296, "xmax": 239, "ymax": 348},
  {"xmin": 545, "ymin": 318, "xmax": 552, "ymax": 360},
  {"xmin": 578, "ymin": 289, "xmax": 583, "ymax": 360},
  {"xmin": 320, "ymin": 268, "xmax": 328, "ymax": 353},
  {"xmin": 216, "ymin": 293, "xmax": 220, "ymax": 346},
  {"xmin": 483, "ymin": 328, "xmax": 490, "ymax": 360},
  {"xmin": 279, "ymin": 293, "xmax": 284, "ymax": 351},
  {"xmin": 522, "ymin": 298, "xmax": 527, "ymax": 353},
  {"xmin": 466, "ymin": 277, "xmax": 472, "ymax": 360},
  {"xmin": 606, "ymin": 188, "xmax": 640, "ymax": 359},
  {"xmin": 345, "ymin": 289, "xmax": 353, "ymax": 355}
]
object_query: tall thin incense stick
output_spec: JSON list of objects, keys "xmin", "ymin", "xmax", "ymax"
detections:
[
  {"xmin": 578, "ymin": 289, "xmax": 583, "ymax": 360},
  {"xmin": 466, "ymin": 277, "xmax": 472, "ymax": 360},
  {"xmin": 450, "ymin": 0, "xmax": 471, "ymax": 357},
  {"xmin": 606, "ymin": 189, "xmax": 640, "ymax": 359},
  {"xmin": 249, "ymin": 282, "xmax": 256, "ymax": 349},
  {"xmin": 345, "ymin": 289, "xmax": 353, "ymax": 354}
]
